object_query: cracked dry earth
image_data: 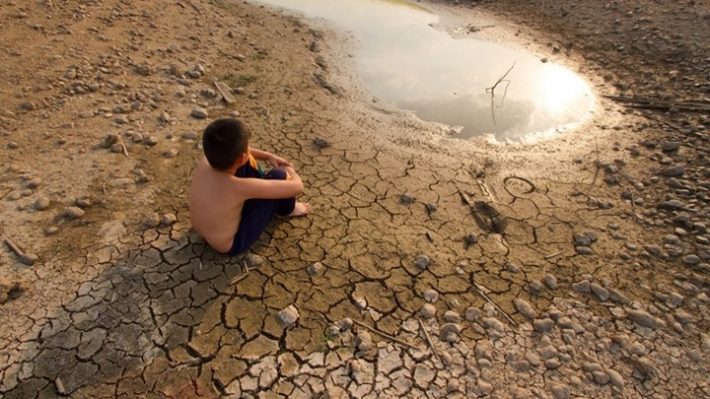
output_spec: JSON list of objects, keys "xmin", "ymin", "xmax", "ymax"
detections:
[{"xmin": 1, "ymin": 0, "xmax": 709, "ymax": 398}]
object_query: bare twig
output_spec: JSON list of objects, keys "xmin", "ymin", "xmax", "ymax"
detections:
[
  {"xmin": 117, "ymin": 136, "xmax": 129, "ymax": 158},
  {"xmin": 4, "ymin": 238, "xmax": 24, "ymax": 257},
  {"xmin": 485, "ymin": 61, "xmax": 516, "ymax": 125},
  {"xmin": 471, "ymin": 283, "xmax": 518, "ymax": 326},
  {"xmin": 352, "ymin": 319, "xmax": 419, "ymax": 350},
  {"xmin": 544, "ymin": 249, "xmax": 566, "ymax": 260},
  {"xmin": 417, "ymin": 318, "xmax": 442, "ymax": 365}
]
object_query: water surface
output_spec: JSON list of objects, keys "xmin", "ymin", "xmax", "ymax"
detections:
[{"xmin": 256, "ymin": 0, "xmax": 595, "ymax": 140}]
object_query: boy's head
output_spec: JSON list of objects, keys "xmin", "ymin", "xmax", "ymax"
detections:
[{"xmin": 202, "ymin": 118, "xmax": 251, "ymax": 170}]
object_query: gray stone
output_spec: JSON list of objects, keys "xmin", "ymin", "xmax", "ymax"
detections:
[
  {"xmin": 549, "ymin": 383, "xmax": 570, "ymax": 399},
  {"xmin": 422, "ymin": 288, "xmax": 439, "ymax": 303},
  {"xmin": 662, "ymin": 165, "xmax": 685, "ymax": 177},
  {"xmin": 657, "ymin": 200, "xmax": 685, "ymax": 211},
  {"xmin": 338, "ymin": 318, "xmax": 353, "ymax": 331},
  {"xmin": 276, "ymin": 305, "xmax": 299, "ymax": 328},
  {"xmin": 181, "ymin": 131, "xmax": 198, "ymax": 140},
  {"xmin": 419, "ymin": 303, "xmax": 436, "ymax": 319},
  {"xmin": 606, "ymin": 368, "xmax": 624, "ymax": 389},
  {"xmin": 590, "ymin": 283, "xmax": 610, "ymax": 301},
  {"xmin": 627, "ymin": 309, "xmax": 657, "ymax": 328},
  {"xmin": 400, "ymin": 193, "xmax": 415, "ymax": 205},
  {"xmin": 514, "ymin": 298, "xmax": 538, "ymax": 320},
  {"xmin": 64, "ymin": 206, "xmax": 85, "ymax": 219},
  {"xmin": 543, "ymin": 274, "xmax": 558, "ymax": 290},
  {"xmin": 683, "ymin": 255, "xmax": 700, "ymax": 266},
  {"xmin": 592, "ymin": 370, "xmax": 610, "ymax": 385},
  {"xmin": 443, "ymin": 310, "xmax": 461, "ymax": 323},
  {"xmin": 313, "ymin": 137, "xmax": 331, "ymax": 149},
  {"xmin": 307, "ymin": 262, "xmax": 324, "ymax": 276},
  {"xmin": 144, "ymin": 213, "xmax": 160, "ymax": 228},
  {"xmin": 355, "ymin": 331, "xmax": 372, "ymax": 352},
  {"xmin": 533, "ymin": 318, "xmax": 555, "ymax": 333},
  {"xmin": 572, "ymin": 280, "xmax": 591, "ymax": 294},
  {"xmin": 464, "ymin": 307, "xmax": 481, "ymax": 321},
  {"xmin": 191, "ymin": 107, "xmax": 208, "ymax": 119},
  {"xmin": 414, "ymin": 255, "xmax": 430, "ymax": 270},
  {"xmin": 160, "ymin": 213, "xmax": 177, "ymax": 226}
]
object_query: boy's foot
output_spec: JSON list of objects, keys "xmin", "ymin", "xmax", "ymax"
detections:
[{"xmin": 288, "ymin": 202, "xmax": 311, "ymax": 217}]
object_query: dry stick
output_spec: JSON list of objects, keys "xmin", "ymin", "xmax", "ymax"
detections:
[
  {"xmin": 485, "ymin": 61, "xmax": 516, "ymax": 125},
  {"xmin": 117, "ymin": 136, "xmax": 129, "ymax": 158},
  {"xmin": 351, "ymin": 319, "xmax": 419, "ymax": 350},
  {"xmin": 544, "ymin": 249, "xmax": 566, "ymax": 260},
  {"xmin": 4, "ymin": 238, "xmax": 24, "ymax": 257},
  {"xmin": 417, "ymin": 318, "xmax": 442, "ymax": 365},
  {"xmin": 471, "ymin": 283, "xmax": 518, "ymax": 326}
]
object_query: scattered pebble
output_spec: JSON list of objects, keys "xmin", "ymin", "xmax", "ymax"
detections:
[
  {"xmin": 34, "ymin": 196, "xmax": 50, "ymax": 210},
  {"xmin": 276, "ymin": 305, "xmax": 299, "ymax": 328},
  {"xmin": 64, "ymin": 206, "xmax": 85, "ymax": 219},
  {"xmin": 191, "ymin": 107, "xmax": 208, "ymax": 119},
  {"xmin": 414, "ymin": 254, "xmax": 430, "ymax": 270}
]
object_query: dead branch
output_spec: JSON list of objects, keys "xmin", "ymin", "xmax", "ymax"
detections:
[
  {"xmin": 485, "ymin": 61, "xmax": 516, "ymax": 125},
  {"xmin": 471, "ymin": 283, "xmax": 518, "ymax": 326},
  {"xmin": 352, "ymin": 319, "xmax": 419, "ymax": 350},
  {"xmin": 417, "ymin": 318, "xmax": 442, "ymax": 365}
]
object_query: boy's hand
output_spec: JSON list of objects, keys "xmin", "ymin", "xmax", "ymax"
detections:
[{"xmin": 268, "ymin": 154, "xmax": 292, "ymax": 168}]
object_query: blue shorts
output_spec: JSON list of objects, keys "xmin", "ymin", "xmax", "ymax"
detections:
[{"xmin": 228, "ymin": 163, "xmax": 296, "ymax": 255}]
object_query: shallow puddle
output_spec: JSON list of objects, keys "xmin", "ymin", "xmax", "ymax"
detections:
[{"xmin": 256, "ymin": 0, "xmax": 595, "ymax": 141}]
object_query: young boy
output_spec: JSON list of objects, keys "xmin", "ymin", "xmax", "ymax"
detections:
[{"xmin": 189, "ymin": 118, "xmax": 310, "ymax": 255}]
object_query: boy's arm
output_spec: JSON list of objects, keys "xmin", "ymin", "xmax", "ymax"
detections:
[
  {"xmin": 249, "ymin": 147, "xmax": 292, "ymax": 167},
  {"xmin": 236, "ymin": 167, "xmax": 303, "ymax": 199}
]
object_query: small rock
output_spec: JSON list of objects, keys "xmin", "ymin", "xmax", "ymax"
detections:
[
  {"xmin": 627, "ymin": 309, "xmax": 657, "ymax": 328},
  {"xmin": 34, "ymin": 196, "xmax": 50, "ymax": 210},
  {"xmin": 191, "ymin": 107, "xmax": 208, "ymax": 119},
  {"xmin": 514, "ymin": 298, "xmax": 538, "ymax": 320},
  {"xmin": 276, "ymin": 305, "xmax": 299, "ymax": 328},
  {"xmin": 414, "ymin": 255, "xmax": 430, "ymax": 270},
  {"xmin": 160, "ymin": 213, "xmax": 177, "ymax": 226},
  {"xmin": 420, "ymin": 303, "xmax": 436, "ymax": 319},
  {"xmin": 422, "ymin": 288, "xmax": 439, "ymax": 303},
  {"xmin": 64, "ymin": 206, "xmax": 85, "ymax": 219},
  {"xmin": 590, "ymin": 283, "xmax": 610, "ymax": 301},
  {"xmin": 313, "ymin": 137, "xmax": 331, "ymax": 149},
  {"xmin": 660, "ymin": 142, "xmax": 680, "ymax": 152},
  {"xmin": 592, "ymin": 371, "xmax": 610, "ymax": 385},
  {"xmin": 181, "ymin": 131, "xmax": 198, "ymax": 140},
  {"xmin": 572, "ymin": 280, "xmax": 591, "ymax": 294},
  {"xmin": 549, "ymin": 383, "xmax": 570, "ymax": 399},
  {"xmin": 400, "ymin": 193, "xmax": 415, "ymax": 205},
  {"xmin": 606, "ymin": 368, "xmax": 624, "ymax": 390},
  {"xmin": 543, "ymin": 274, "xmax": 558, "ymax": 290},
  {"xmin": 662, "ymin": 165, "xmax": 684, "ymax": 177},
  {"xmin": 352, "ymin": 294, "xmax": 367, "ymax": 310},
  {"xmin": 477, "ymin": 379, "xmax": 494, "ymax": 395},
  {"xmin": 657, "ymin": 199, "xmax": 685, "ymax": 211},
  {"xmin": 44, "ymin": 226, "xmax": 59, "ymax": 236},
  {"xmin": 533, "ymin": 318, "xmax": 555, "ymax": 333},
  {"xmin": 0, "ymin": 277, "xmax": 23, "ymax": 304},
  {"xmin": 144, "ymin": 213, "xmax": 160, "ymax": 228},
  {"xmin": 465, "ymin": 307, "xmax": 481, "ymax": 321},
  {"xmin": 355, "ymin": 330, "xmax": 372, "ymax": 351},
  {"xmin": 19, "ymin": 253, "xmax": 38, "ymax": 266},
  {"xmin": 443, "ymin": 310, "xmax": 461, "ymax": 323},
  {"xmin": 512, "ymin": 387, "xmax": 532, "ymax": 399},
  {"xmin": 464, "ymin": 233, "xmax": 477, "ymax": 248},
  {"xmin": 683, "ymin": 255, "xmax": 700, "ymax": 266},
  {"xmin": 145, "ymin": 136, "xmax": 159, "ymax": 146},
  {"xmin": 306, "ymin": 262, "xmax": 324, "ymax": 276},
  {"xmin": 575, "ymin": 246, "xmax": 593, "ymax": 255},
  {"xmin": 55, "ymin": 377, "xmax": 66, "ymax": 396},
  {"xmin": 164, "ymin": 148, "xmax": 178, "ymax": 158},
  {"xmin": 338, "ymin": 318, "xmax": 353, "ymax": 331}
]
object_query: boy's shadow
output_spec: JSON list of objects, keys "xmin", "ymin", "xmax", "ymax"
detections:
[{"xmin": 3, "ymin": 226, "xmax": 264, "ymax": 398}]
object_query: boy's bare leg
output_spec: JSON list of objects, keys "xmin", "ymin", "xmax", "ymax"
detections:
[{"xmin": 288, "ymin": 202, "xmax": 311, "ymax": 217}]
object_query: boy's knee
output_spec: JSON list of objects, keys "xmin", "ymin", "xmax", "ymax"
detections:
[{"xmin": 265, "ymin": 168, "xmax": 287, "ymax": 180}]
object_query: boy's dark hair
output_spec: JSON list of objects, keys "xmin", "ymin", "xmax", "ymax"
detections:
[{"xmin": 202, "ymin": 118, "xmax": 251, "ymax": 170}]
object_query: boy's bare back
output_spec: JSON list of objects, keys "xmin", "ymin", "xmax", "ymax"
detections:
[{"xmin": 189, "ymin": 158, "xmax": 246, "ymax": 253}]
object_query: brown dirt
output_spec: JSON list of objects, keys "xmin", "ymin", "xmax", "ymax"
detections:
[{"xmin": 0, "ymin": 0, "xmax": 708, "ymax": 398}]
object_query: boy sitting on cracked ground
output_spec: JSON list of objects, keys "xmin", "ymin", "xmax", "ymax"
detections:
[{"xmin": 189, "ymin": 118, "xmax": 310, "ymax": 255}]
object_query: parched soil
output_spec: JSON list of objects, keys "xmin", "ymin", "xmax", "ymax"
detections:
[{"xmin": 0, "ymin": 0, "xmax": 708, "ymax": 398}]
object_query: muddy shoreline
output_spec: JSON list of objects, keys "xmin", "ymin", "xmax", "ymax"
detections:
[{"xmin": 1, "ymin": 0, "xmax": 708, "ymax": 398}]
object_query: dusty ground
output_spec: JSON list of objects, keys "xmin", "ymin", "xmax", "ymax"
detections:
[{"xmin": 0, "ymin": 0, "xmax": 708, "ymax": 398}]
